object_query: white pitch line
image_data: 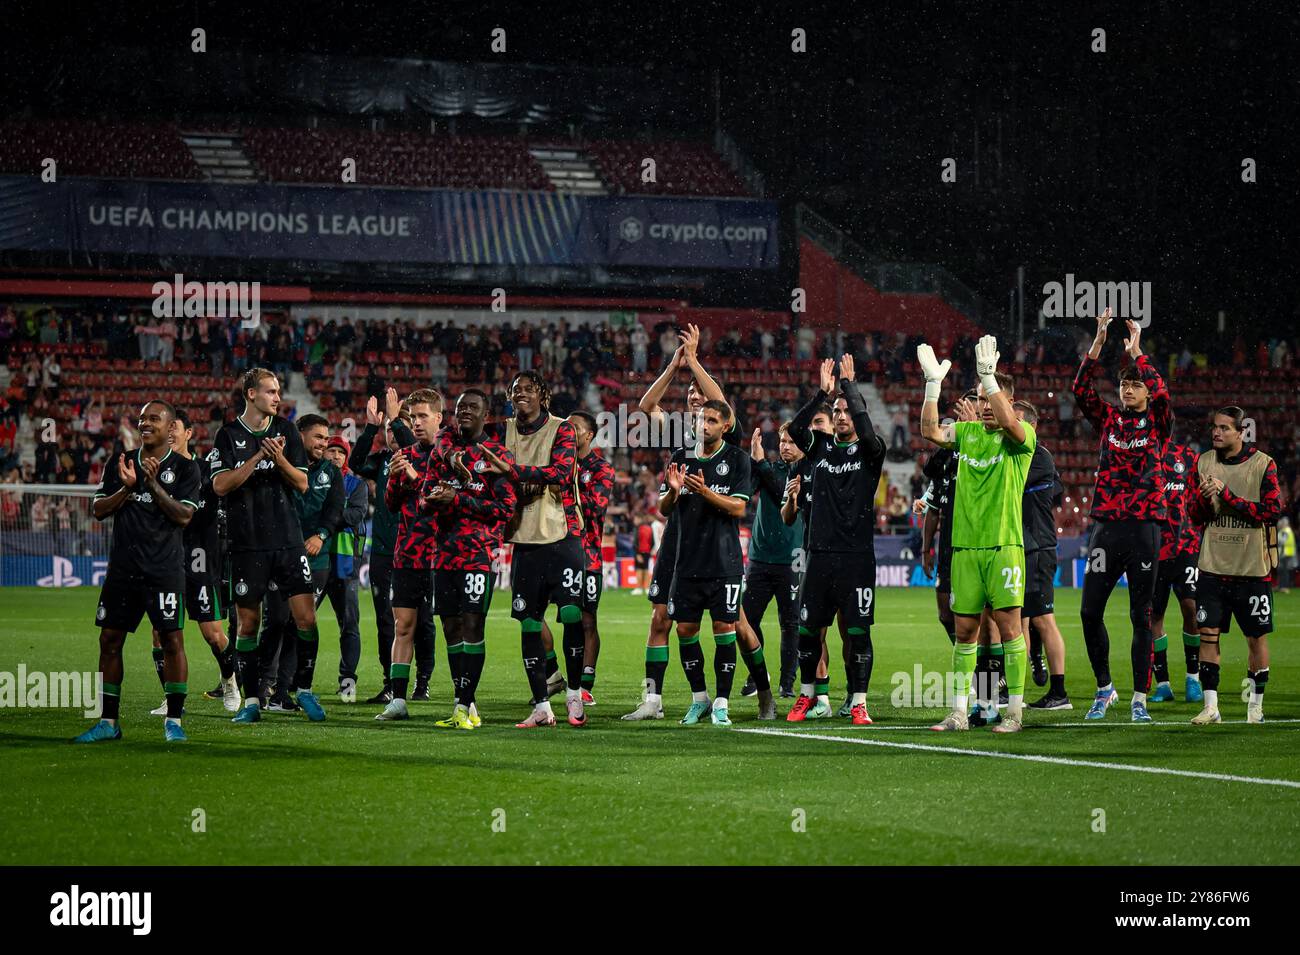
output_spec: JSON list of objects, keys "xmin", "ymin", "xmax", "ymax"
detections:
[
  {"xmin": 735, "ymin": 727, "xmax": 1300, "ymax": 789},
  {"xmin": 778, "ymin": 718, "xmax": 1300, "ymax": 730}
]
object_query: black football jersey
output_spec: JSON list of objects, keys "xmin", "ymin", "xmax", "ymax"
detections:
[
  {"xmin": 924, "ymin": 449, "xmax": 957, "ymax": 556},
  {"xmin": 182, "ymin": 453, "xmax": 223, "ymax": 577},
  {"xmin": 95, "ymin": 448, "xmax": 201, "ymax": 581},
  {"xmin": 1022, "ymin": 443, "xmax": 1062, "ymax": 552},
  {"xmin": 667, "ymin": 441, "xmax": 751, "ymax": 579},
  {"xmin": 209, "ymin": 415, "xmax": 308, "ymax": 552},
  {"xmin": 799, "ymin": 432, "xmax": 886, "ymax": 554}
]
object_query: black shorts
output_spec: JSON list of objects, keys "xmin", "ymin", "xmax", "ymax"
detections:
[
  {"xmin": 1197, "ymin": 574, "xmax": 1273, "ymax": 637},
  {"xmin": 668, "ymin": 575, "xmax": 743, "ymax": 624},
  {"xmin": 935, "ymin": 544, "xmax": 952, "ymax": 594},
  {"xmin": 1022, "ymin": 548, "xmax": 1057, "ymax": 619},
  {"xmin": 634, "ymin": 552, "xmax": 650, "ymax": 570},
  {"xmin": 390, "ymin": 566, "xmax": 434, "ymax": 611},
  {"xmin": 798, "ymin": 550, "xmax": 876, "ymax": 631},
  {"xmin": 510, "ymin": 537, "xmax": 584, "ymax": 620},
  {"xmin": 230, "ymin": 546, "xmax": 314, "ymax": 605},
  {"xmin": 433, "ymin": 567, "xmax": 494, "ymax": 617},
  {"xmin": 96, "ymin": 571, "xmax": 186, "ymax": 634},
  {"xmin": 186, "ymin": 568, "xmax": 226, "ymax": 624},
  {"xmin": 647, "ymin": 550, "xmax": 676, "ymax": 605},
  {"xmin": 1152, "ymin": 553, "xmax": 1199, "ymax": 618},
  {"xmin": 580, "ymin": 568, "xmax": 603, "ymax": 613}
]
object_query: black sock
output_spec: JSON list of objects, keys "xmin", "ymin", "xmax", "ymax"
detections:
[
  {"xmin": 461, "ymin": 629, "xmax": 486, "ymax": 705},
  {"xmin": 390, "ymin": 662, "xmax": 411, "ymax": 700},
  {"xmin": 164, "ymin": 682, "xmax": 186, "ymax": 719},
  {"xmin": 986, "ymin": 654, "xmax": 1005, "ymax": 705},
  {"xmin": 1028, "ymin": 624, "xmax": 1042, "ymax": 663},
  {"xmin": 1050, "ymin": 674, "xmax": 1066, "ymax": 696},
  {"xmin": 562, "ymin": 620, "xmax": 585, "ymax": 689},
  {"xmin": 678, "ymin": 634, "xmax": 708, "ymax": 694},
  {"xmin": 211, "ymin": 635, "xmax": 237, "ymax": 680},
  {"xmin": 646, "ymin": 645, "xmax": 669, "ymax": 695},
  {"xmin": 293, "ymin": 625, "xmax": 319, "ymax": 691},
  {"xmin": 235, "ymin": 635, "xmax": 260, "ymax": 701},
  {"xmin": 740, "ymin": 643, "xmax": 771, "ymax": 693},
  {"xmin": 581, "ymin": 666, "xmax": 596, "ymax": 691},
  {"xmin": 151, "ymin": 647, "xmax": 166, "ymax": 690},
  {"xmin": 102, "ymin": 682, "xmax": 121, "ymax": 721},
  {"xmin": 1200, "ymin": 660, "xmax": 1220, "ymax": 693},
  {"xmin": 797, "ymin": 627, "xmax": 819, "ymax": 687},
  {"xmin": 1249, "ymin": 668, "xmax": 1269, "ymax": 697},
  {"xmin": 1183, "ymin": 633, "xmax": 1200, "ymax": 675},
  {"xmin": 713, "ymin": 633, "xmax": 738, "ymax": 699},
  {"xmin": 1152, "ymin": 644, "xmax": 1170, "ymax": 684},
  {"xmin": 522, "ymin": 626, "xmax": 548, "ymax": 704},
  {"xmin": 974, "ymin": 646, "xmax": 991, "ymax": 702},
  {"xmin": 848, "ymin": 628, "xmax": 874, "ymax": 695}
]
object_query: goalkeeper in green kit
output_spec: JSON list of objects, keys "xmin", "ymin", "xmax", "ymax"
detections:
[{"xmin": 918, "ymin": 335, "xmax": 1036, "ymax": 733}]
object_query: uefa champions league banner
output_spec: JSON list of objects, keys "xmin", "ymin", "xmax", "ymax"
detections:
[{"xmin": 0, "ymin": 176, "xmax": 778, "ymax": 269}]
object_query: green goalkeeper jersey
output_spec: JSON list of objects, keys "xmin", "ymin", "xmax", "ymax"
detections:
[{"xmin": 951, "ymin": 420, "xmax": 1036, "ymax": 549}]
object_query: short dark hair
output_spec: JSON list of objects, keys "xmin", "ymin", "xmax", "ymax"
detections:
[
  {"xmin": 1118, "ymin": 365, "xmax": 1144, "ymax": 384},
  {"xmin": 811, "ymin": 403, "xmax": 834, "ymax": 420},
  {"xmin": 702, "ymin": 399, "xmax": 733, "ymax": 422},
  {"xmin": 459, "ymin": 388, "xmax": 490, "ymax": 407},
  {"xmin": 1213, "ymin": 406, "xmax": 1246, "ymax": 431},
  {"xmin": 569, "ymin": 410, "xmax": 598, "ymax": 435},
  {"xmin": 994, "ymin": 372, "xmax": 1014, "ymax": 397},
  {"xmin": 1012, "ymin": 399, "xmax": 1039, "ymax": 424},
  {"xmin": 143, "ymin": 399, "xmax": 177, "ymax": 421},
  {"xmin": 297, "ymin": 413, "xmax": 329, "ymax": 434},
  {"xmin": 173, "ymin": 406, "xmax": 192, "ymax": 431}
]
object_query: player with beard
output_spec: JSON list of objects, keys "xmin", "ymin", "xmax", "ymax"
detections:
[
  {"xmin": 75, "ymin": 401, "xmax": 201, "ymax": 743},
  {"xmin": 623, "ymin": 326, "xmax": 726, "ymax": 720},
  {"xmin": 1147, "ymin": 439, "xmax": 1204, "ymax": 704},
  {"xmin": 786, "ymin": 356, "xmax": 886, "ymax": 725},
  {"xmin": 146, "ymin": 408, "xmax": 240, "ymax": 716},
  {"xmin": 1187, "ymin": 407, "xmax": 1283, "ymax": 725},
  {"xmin": 1073, "ymin": 309, "xmax": 1172, "ymax": 723},
  {"xmin": 421, "ymin": 389, "xmax": 516, "ymax": 729},
  {"xmin": 349, "ymin": 393, "xmax": 431, "ymax": 704},
  {"xmin": 569, "ymin": 411, "xmax": 615, "ymax": 706},
  {"xmin": 658, "ymin": 400, "xmax": 761, "ymax": 726},
  {"xmin": 375, "ymin": 390, "xmax": 443, "ymax": 722},
  {"xmin": 210, "ymin": 369, "xmax": 324, "ymax": 725},
  {"xmin": 480, "ymin": 371, "xmax": 584, "ymax": 728},
  {"xmin": 1013, "ymin": 400, "xmax": 1072, "ymax": 712}
]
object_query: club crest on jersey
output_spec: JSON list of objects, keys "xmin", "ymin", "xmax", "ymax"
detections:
[
  {"xmin": 1174, "ymin": 460, "xmax": 1186, "ymax": 473},
  {"xmin": 317, "ymin": 471, "xmax": 331, "ymax": 486},
  {"xmin": 1138, "ymin": 418, "xmax": 1147, "ymax": 429},
  {"xmin": 513, "ymin": 596, "xmax": 526, "ymax": 612},
  {"xmin": 715, "ymin": 461, "xmax": 730, "ymax": 476},
  {"xmin": 96, "ymin": 604, "xmax": 106, "ymax": 621},
  {"xmin": 160, "ymin": 470, "xmax": 175, "ymax": 484},
  {"xmin": 581, "ymin": 472, "xmax": 591, "ymax": 483},
  {"xmin": 235, "ymin": 580, "xmax": 248, "ymax": 596},
  {"xmin": 474, "ymin": 459, "xmax": 488, "ymax": 472},
  {"xmin": 649, "ymin": 583, "xmax": 659, "ymax": 597},
  {"xmin": 800, "ymin": 606, "xmax": 808, "ymax": 621},
  {"xmin": 847, "ymin": 443, "xmax": 858, "ymax": 455}
]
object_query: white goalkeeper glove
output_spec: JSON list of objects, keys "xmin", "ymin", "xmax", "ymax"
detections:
[
  {"xmin": 975, "ymin": 335, "xmax": 1001, "ymax": 397},
  {"xmin": 916, "ymin": 343, "xmax": 951, "ymax": 403}
]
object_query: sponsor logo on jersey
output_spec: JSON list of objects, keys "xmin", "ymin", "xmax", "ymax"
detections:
[
  {"xmin": 1107, "ymin": 434, "xmax": 1150, "ymax": 451},
  {"xmin": 235, "ymin": 440, "xmax": 247, "ymax": 449}
]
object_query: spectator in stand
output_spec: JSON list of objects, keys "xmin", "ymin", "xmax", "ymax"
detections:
[
  {"xmin": 205, "ymin": 323, "xmax": 226, "ymax": 379},
  {"xmin": 0, "ymin": 306, "xmax": 15, "ymax": 361},
  {"xmin": 796, "ymin": 325, "xmax": 816, "ymax": 360},
  {"xmin": 890, "ymin": 406, "xmax": 909, "ymax": 451},
  {"xmin": 630, "ymin": 322, "xmax": 649, "ymax": 373},
  {"xmin": 23, "ymin": 354, "xmax": 41, "ymax": 403},
  {"xmin": 516, "ymin": 321, "xmax": 534, "ymax": 371},
  {"xmin": 39, "ymin": 313, "xmax": 60, "ymax": 346},
  {"xmin": 157, "ymin": 316, "xmax": 177, "ymax": 366},
  {"xmin": 429, "ymin": 348, "xmax": 448, "ymax": 388},
  {"xmin": 41, "ymin": 353, "xmax": 61, "ymax": 400},
  {"xmin": 135, "ymin": 315, "xmax": 159, "ymax": 362},
  {"xmin": 35, "ymin": 432, "xmax": 58, "ymax": 483},
  {"xmin": 30, "ymin": 495, "xmax": 51, "ymax": 532},
  {"xmin": 332, "ymin": 349, "xmax": 354, "ymax": 408}
]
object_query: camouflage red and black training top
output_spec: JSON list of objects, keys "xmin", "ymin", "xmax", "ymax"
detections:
[
  {"xmin": 423, "ymin": 428, "xmax": 518, "ymax": 573},
  {"xmin": 385, "ymin": 440, "xmax": 439, "ymax": 570},
  {"xmin": 577, "ymin": 449, "xmax": 616, "ymax": 572}
]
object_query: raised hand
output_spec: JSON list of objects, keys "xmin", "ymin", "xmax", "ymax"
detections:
[
  {"xmin": 683, "ymin": 470, "xmax": 707, "ymax": 494},
  {"xmin": 818, "ymin": 357, "xmax": 836, "ymax": 394},
  {"xmin": 390, "ymin": 449, "xmax": 417, "ymax": 480},
  {"xmin": 912, "ymin": 497, "xmax": 926, "ymax": 516},
  {"xmin": 365, "ymin": 395, "xmax": 382, "ymax": 427},
  {"xmin": 840, "ymin": 353, "xmax": 856, "ymax": 382},
  {"xmin": 1124, "ymin": 320, "xmax": 1143, "ymax": 359},
  {"xmin": 954, "ymin": 397, "xmax": 979, "ymax": 422},
  {"xmin": 975, "ymin": 335, "xmax": 1001, "ymax": 379},
  {"xmin": 1093, "ymin": 307, "xmax": 1113, "ymax": 346},
  {"xmin": 679, "ymin": 324, "xmax": 700, "ymax": 362},
  {"xmin": 783, "ymin": 474, "xmax": 801, "ymax": 505},
  {"xmin": 384, "ymin": 386, "xmax": 402, "ymax": 424},
  {"xmin": 665, "ymin": 462, "xmax": 685, "ymax": 492},
  {"xmin": 750, "ymin": 428, "xmax": 764, "ymax": 462},
  {"xmin": 139, "ymin": 456, "xmax": 159, "ymax": 484},
  {"xmin": 118, "ymin": 454, "xmax": 138, "ymax": 489},
  {"xmin": 450, "ymin": 450, "xmax": 472, "ymax": 484}
]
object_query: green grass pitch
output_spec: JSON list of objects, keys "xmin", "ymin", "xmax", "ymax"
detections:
[{"xmin": 1, "ymin": 585, "xmax": 1297, "ymax": 865}]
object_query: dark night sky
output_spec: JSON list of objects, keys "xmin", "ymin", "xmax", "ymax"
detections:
[{"xmin": 2, "ymin": 0, "xmax": 1296, "ymax": 347}]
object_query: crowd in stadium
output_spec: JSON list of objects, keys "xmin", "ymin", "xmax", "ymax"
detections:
[{"xmin": 3, "ymin": 301, "xmax": 1300, "ymax": 553}]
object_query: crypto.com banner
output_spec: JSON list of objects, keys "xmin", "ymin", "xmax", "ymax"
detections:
[{"xmin": 0, "ymin": 176, "xmax": 778, "ymax": 270}]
